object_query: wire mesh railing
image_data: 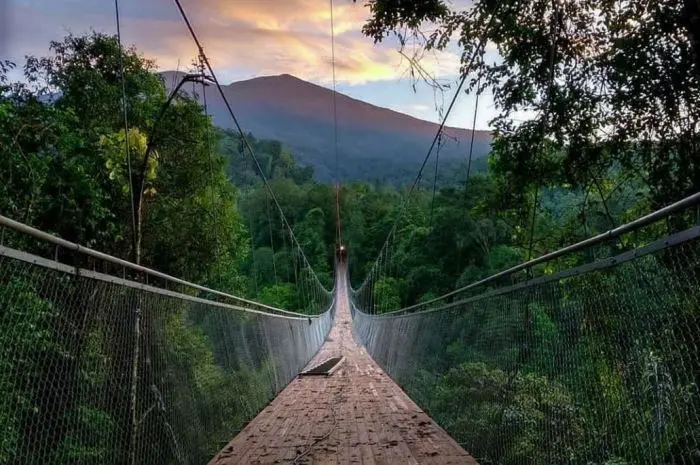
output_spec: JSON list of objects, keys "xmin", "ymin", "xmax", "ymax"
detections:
[
  {"xmin": 351, "ymin": 193, "xmax": 700, "ymax": 465},
  {"xmin": 0, "ymin": 216, "xmax": 334, "ymax": 465}
]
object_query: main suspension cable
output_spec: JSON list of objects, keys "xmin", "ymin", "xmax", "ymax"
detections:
[
  {"xmin": 464, "ymin": 76, "xmax": 482, "ymax": 196},
  {"xmin": 199, "ymin": 54, "xmax": 220, "ymax": 253},
  {"xmin": 428, "ymin": 132, "xmax": 442, "ymax": 229},
  {"xmin": 527, "ymin": 0, "xmax": 559, "ymax": 263},
  {"xmin": 172, "ymin": 0, "xmax": 329, "ymax": 293},
  {"xmin": 329, "ymin": 0, "xmax": 342, "ymax": 248},
  {"xmin": 114, "ymin": 0, "xmax": 137, "ymax": 261},
  {"xmin": 357, "ymin": 4, "xmax": 500, "ymax": 293}
]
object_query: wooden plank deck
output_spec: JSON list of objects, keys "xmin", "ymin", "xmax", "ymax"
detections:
[{"xmin": 209, "ymin": 272, "xmax": 477, "ymax": 465}]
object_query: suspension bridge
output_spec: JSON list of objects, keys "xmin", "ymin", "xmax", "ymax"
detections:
[
  {"xmin": 2, "ymin": 190, "xmax": 700, "ymax": 464},
  {"xmin": 2, "ymin": 0, "xmax": 700, "ymax": 464},
  {"xmin": 210, "ymin": 265, "xmax": 474, "ymax": 465}
]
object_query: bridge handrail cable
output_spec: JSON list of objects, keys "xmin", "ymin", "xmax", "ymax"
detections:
[
  {"xmin": 355, "ymin": 190, "xmax": 700, "ymax": 316},
  {"xmin": 0, "ymin": 214, "xmax": 322, "ymax": 319}
]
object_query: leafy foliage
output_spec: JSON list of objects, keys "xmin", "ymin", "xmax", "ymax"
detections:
[
  {"xmin": 100, "ymin": 128, "xmax": 158, "ymax": 197},
  {"xmin": 358, "ymin": 0, "xmax": 700, "ymax": 209}
]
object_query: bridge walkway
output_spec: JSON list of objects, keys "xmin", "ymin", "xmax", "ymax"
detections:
[{"xmin": 208, "ymin": 270, "xmax": 476, "ymax": 465}]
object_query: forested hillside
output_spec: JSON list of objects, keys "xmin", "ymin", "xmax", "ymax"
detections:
[{"xmin": 162, "ymin": 70, "xmax": 492, "ymax": 183}]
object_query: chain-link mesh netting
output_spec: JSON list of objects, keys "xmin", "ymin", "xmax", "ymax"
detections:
[
  {"xmin": 352, "ymin": 224, "xmax": 700, "ymax": 464},
  {"xmin": 0, "ymin": 245, "xmax": 333, "ymax": 465}
]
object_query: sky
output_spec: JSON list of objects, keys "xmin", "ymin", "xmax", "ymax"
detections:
[{"xmin": 0, "ymin": 0, "xmax": 498, "ymax": 130}]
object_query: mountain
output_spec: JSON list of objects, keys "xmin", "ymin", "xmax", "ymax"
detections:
[{"xmin": 161, "ymin": 71, "xmax": 492, "ymax": 182}]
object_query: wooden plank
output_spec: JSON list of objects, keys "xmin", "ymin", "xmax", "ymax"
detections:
[{"xmin": 208, "ymin": 273, "xmax": 478, "ymax": 465}]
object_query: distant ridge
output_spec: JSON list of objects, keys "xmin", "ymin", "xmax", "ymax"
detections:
[{"xmin": 161, "ymin": 71, "xmax": 492, "ymax": 182}]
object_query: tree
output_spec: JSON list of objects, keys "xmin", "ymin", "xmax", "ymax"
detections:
[
  {"xmin": 1, "ymin": 34, "xmax": 253, "ymax": 464},
  {"xmin": 27, "ymin": 32, "xmax": 165, "ymax": 135},
  {"xmin": 356, "ymin": 0, "xmax": 700, "ymax": 208}
]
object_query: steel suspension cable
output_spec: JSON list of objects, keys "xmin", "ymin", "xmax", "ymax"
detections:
[
  {"xmin": 112, "ymin": 4, "xmax": 145, "ymax": 464},
  {"xmin": 113, "ymin": 0, "xmax": 138, "ymax": 261},
  {"xmin": 329, "ymin": 0, "xmax": 343, "ymax": 248},
  {"xmin": 172, "ymin": 0, "xmax": 329, "ymax": 294},
  {"xmin": 428, "ymin": 132, "xmax": 442, "ymax": 229},
  {"xmin": 357, "ymin": 5, "xmax": 501, "ymax": 294},
  {"xmin": 464, "ymin": 76, "xmax": 482, "ymax": 195},
  {"xmin": 527, "ymin": 0, "xmax": 559, "ymax": 263},
  {"xmin": 199, "ymin": 54, "xmax": 220, "ymax": 252}
]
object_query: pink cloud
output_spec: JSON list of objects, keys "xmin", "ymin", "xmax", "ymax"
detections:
[{"xmin": 5, "ymin": 0, "xmax": 462, "ymax": 86}]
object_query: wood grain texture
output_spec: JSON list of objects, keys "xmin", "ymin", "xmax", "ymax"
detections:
[{"xmin": 209, "ymin": 270, "xmax": 477, "ymax": 465}]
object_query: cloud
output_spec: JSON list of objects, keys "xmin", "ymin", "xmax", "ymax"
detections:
[
  {"xmin": 138, "ymin": 20, "xmax": 405, "ymax": 85},
  {"xmin": 5, "ymin": 0, "xmax": 463, "ymax": 86},
  {"xmin": 195, "ymin": 0, "xmax": 368, "ymax": 35},
  {"xmin": 176, "ymin": 0, "xmax": 462, "ymax": 84},
  {"xmin": 151, "ymin": 0, "xmax": 461, "ymax": 85}
]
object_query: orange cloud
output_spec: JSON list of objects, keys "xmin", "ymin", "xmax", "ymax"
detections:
[
  {"xmin": 6, "ymin": 0, "xmax": 462, "ymax": 86},
  {"xmin": 117, "ymin": 0, "xmax": 461, "ymax": 86},
  {"xmin": 195, "ymin": 0, "xmax": 368, "ymax": 35}
]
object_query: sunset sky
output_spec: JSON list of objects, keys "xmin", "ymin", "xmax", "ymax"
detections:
[{"xmin": 1, "ymin": 0, "xmax": 497, "ymax": 129}]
